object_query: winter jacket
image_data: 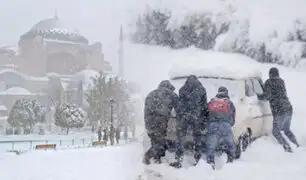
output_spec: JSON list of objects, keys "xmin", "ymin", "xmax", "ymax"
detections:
[
  {"xmin": 207, "ymin": 93, "xmax": 236, "ymax": 127},
  {"xmin": 263, "ymin": 67, "xmax": 292, "ymax": 116},
  {"xmin": 144, "ymin": 80, "xmax": 179, "ymax": 134},
  {"xmin": 177, "ymin": 75, "xmax": 208, "ymax": 120}
]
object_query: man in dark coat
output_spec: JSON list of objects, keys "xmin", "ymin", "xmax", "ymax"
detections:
[
  {"xmin": 263, "ymin": 67, "xmax": 299, "ymax": 152},
  {"xmin": 206, "ymin": 87, "xmax": 236, "ymax": 169},
  {"xmin": 143, "ymin": 80, "xmax": 179, "ymax": 164},
  {"xmin": 171, "ymin": 75, "xmax": 208, "ymax": 168}
]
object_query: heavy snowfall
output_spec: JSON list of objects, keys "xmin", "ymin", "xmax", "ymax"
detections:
[{"xmin": 0, "ymin": 0, "xmax": 306, "ymax": 180}]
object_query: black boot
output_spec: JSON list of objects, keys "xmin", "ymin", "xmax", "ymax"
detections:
[
  {"xmin": 193, "ymin": 152, "xmax": 201, "ymax": 166},
  {"xmin": 153, "ymin": 157, "xmax": 162, "ymax": 164},
  {"xmin": 143, "ymin": 155, "xmax": 151, "ymax": 165},
  {"xmin": 207, "ymin": 155, "xmax": 215, "ymax": 169},
  {"xmin": 227, "ymin": 155, "xmax": 234, "ymax": 163},
  {"xmin": 283, "ymin": 144, "xmax": 293, "ymax": 153},
  {"xmin": 169, "ymin": 161, "xmax": 182, "ymax": 168},
  {"xmin": 143, "ymin": 148, "xmax": 154, "ymax": 165}
]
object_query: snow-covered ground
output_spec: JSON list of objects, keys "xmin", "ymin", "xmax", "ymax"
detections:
[
  {"xmin": 0, "ymin": 125, "xmax": 145, "ymax": 153},
  {"xmin": 0, "ymin": 143, "xmax": 143, "ymax": 180}
]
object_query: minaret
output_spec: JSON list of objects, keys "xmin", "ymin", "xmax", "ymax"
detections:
[
  {"xmin": 118, "ymin": 25, "xmax": 124, "ymax": 77},
  {"xmin": 54, "ymin": 8, "xmax": 59, "ymax": 19}
]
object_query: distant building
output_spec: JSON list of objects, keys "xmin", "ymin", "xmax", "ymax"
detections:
[
  {"xmin": 0, "ymin": 14, "xmax": 117, "ymax": 126},
  {"xmin": 0, "ymin": 14, "xmax": 112, "ymax": 76}
]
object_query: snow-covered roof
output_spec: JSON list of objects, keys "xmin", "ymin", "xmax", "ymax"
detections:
[
  {"xmin": 0, "ymin": 87, "xmax": 34, "ymax": 95},
  {"xmin": 0, "ymin": 68, "xmax": 25, "ymax": 77},
  {"xmin": 169, "ymin": 49, "xmax": 262, "ymax": 80},
  {"xmin": 0, "ymin": 105, "xmax": 7, "ymax": 111},
  {"xmin": 0, "ymin": 45, "xmax": 19, "ymax": 55},
  {"xmin": 0, "ymin": 68, "xmax": 48, "ymax": 82},
  {"xmin": 0, "ymin": 64, "xmax": 19, "ymax": 69}
]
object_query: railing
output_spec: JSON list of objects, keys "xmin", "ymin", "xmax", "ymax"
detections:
[
  {"xmin": 0, "ymin": 137, "xmax": 139, "ymax": 154},
  {"xmin": 0, "ymin": 137, "xmax": 97, "ymax": 153}
]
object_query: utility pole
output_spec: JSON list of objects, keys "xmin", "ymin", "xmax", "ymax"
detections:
[{"xmin": 118, "ymin": 25, "xmax": 124, "ymax": 77}]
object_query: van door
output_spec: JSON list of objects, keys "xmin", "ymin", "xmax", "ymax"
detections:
[
  {"xmin": 243, "ymin": 78, "xmax": 264, "ymax": 137},
  {"xmin": 252, "ymin": 78, "xmax": 273, "ymax": 135}
]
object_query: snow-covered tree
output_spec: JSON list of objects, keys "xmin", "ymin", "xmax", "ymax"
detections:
[
  {"xmin": 132, "ymin": 9, "xmax": 172, "ymax": 46},
  {"xmin": 7, "ymin": 99, "xmax": 46, "ymax": 133},
  {"xmin": 54, "ymin": 103, "xmax": 85, "ymax": 134},
  {"xmin": 112, "ymin": 77, "xmax": 135, "ymax": 140},
  {"xmin": 86, "ymin": 73, "xmax": 135, "ymax": 142},
  {"xmin": 133, "ymin": 9, "xmax": 230, "ymax": 50},
  {"xmin": 85, "ymin": 71, "xmax": 111, "ymax": 128}
]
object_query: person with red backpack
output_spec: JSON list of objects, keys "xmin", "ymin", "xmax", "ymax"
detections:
[{"xmin": 206, "ymin": 86, "xmax": 236, "ymax": 169}]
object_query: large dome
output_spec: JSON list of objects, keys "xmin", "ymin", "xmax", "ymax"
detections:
[
  {"xmin": 30, "ymin": 16, "xmax": 80, "ymax": 36},
  {"xmin": 20, "ymin": 16, "xmax": 88, "ymax": 44}
]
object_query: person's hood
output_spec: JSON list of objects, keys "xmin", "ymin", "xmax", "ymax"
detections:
[
  {"xmin": 269, "ymin": 67, "xmax": 279, "ymax": 78},
  {"xmin": 184, "ymin": 75, "xmax": 203, "ymax": 89},
  {"xmin": 158, "ymin": 80, "xmax": 175, "ymax": 91}
]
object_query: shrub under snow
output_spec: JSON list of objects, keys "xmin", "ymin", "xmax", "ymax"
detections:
[
  {"xmin": 54, "ymin": 103, "xmax": 85, "ymax": 134},
  {"xmin": 7, "ymin": 99, "xmax": 46, "ymax": 132}
]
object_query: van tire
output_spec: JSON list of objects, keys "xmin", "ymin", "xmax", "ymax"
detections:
[
  {"xmin": 235, "ymin": 129, "xmax": 252, "ymax": 159},
  {"xmin": 242, "ymin": 128, "xmax": 252, "ymax": 151},
  {"xmin": 235, "ymin": 137, "xmax": 242, "ymax": 159}
]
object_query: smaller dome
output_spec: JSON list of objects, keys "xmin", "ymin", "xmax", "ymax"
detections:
[{"xmin": 0, "ymin": 87, "xmax": 33, "ymax": 95}]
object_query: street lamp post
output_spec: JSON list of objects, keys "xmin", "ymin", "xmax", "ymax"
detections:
[{"xmin": 110, "ymin": 98, "xmax": 114, "ymax": 146}]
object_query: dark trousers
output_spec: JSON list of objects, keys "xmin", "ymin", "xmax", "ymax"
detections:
[
  {"xmin": 144, "ymin": 132, "xmax": 167, "ymax": 163},
  {"xmin": 175, "ymin": 113, "xmax": 204, "ymax": 162},
  {"xmin": 272, "ymin": 107, "xmax": 298, "ymax": 148}
]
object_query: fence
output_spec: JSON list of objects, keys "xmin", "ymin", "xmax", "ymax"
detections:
[
  {"xmin": 0, "ymin": 137, "xmax": 97, "ymax": 153},
  {"xmin": 0, "ymin": 136, "xmax": 139, "ymax": 154}
]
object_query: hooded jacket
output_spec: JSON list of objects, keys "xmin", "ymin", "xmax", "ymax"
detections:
[
  {"xmin": 144, "ymin": 80, "xmax": 179, "ymax": 118},
  {"xmin": 264, "ymin": 67, "xmax": 292, "ymax": 116},
  {"xmin": 177, "ymin": 75, "xmax": 208, "ymax": 118}
]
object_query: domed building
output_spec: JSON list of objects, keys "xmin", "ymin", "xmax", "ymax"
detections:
[
  {"xmin": 0, "ymin": 14, "xmax": 115, "ymax": 125},
  {"xmin": 3, "ymin": 14, "xmax": 111, "ymax": 76}
]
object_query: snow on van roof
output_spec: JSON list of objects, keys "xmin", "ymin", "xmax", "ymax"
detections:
[{"xmin": 168, "ymin": 49, "xmax": 262, "ymax": 80}]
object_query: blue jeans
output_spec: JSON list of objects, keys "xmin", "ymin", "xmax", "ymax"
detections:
[
  {"xmin": 206, "ymin": 123, "xmax": 235, "ymax": 164},
  {"xmin": 272, "ymin": 108, "xmax": 298, "ymax": 147}
]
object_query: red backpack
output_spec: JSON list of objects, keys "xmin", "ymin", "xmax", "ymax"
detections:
[{"xmin": 208, "ymin": 98, "xmax": 230, "ymax": 114}]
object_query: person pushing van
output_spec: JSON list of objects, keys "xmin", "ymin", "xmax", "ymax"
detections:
[{"xmin": 205, "ymin": 86, "xmax": 236, "ymax": 169}]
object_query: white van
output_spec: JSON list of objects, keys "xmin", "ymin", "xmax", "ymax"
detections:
[{"xmin": 166, "ymin": 51, "xmax": 273, "ymax": 158}]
